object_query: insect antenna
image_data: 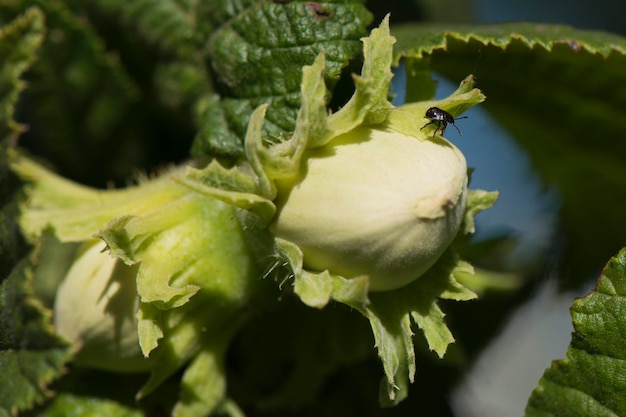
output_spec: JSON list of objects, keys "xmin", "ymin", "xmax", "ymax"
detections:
[{"xmin": 451, "ymin": 115, "xmax": 468, "ymax": 136}]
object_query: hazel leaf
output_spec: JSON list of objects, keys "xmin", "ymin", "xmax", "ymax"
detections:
[
  {"xmin": 525, "ymin": 247, "xmax": 626, "ymax": 417},
  {"xmin": 0, "ymin": 258, "xmax": 73, "ymax": 416},
  {"xmin": 192, "ymin": 0, "xmax": 372, "ymax": 159}
]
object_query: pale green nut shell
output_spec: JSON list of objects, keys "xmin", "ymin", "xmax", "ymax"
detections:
[
  {"xmin": 54, "ymin": 241, "xmax": 151, "ymax": 372},
  {"xmin": 272, "ymin": 126, "xmax": 468, "ymax": 292}
]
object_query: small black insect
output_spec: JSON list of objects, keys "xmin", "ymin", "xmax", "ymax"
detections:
[{"xmin": 420, "ymin": 107, "xmax": 468, "ymax": 137}]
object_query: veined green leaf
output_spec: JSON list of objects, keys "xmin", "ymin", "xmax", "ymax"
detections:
[
  {"xmin": 525, "ymin": 247, "xmax": 626, "ymax": 417},
  {"xmin": 191, "ymin": 0, "xmax": 372, "ymax": 160},
  {"xmin": 0, "ymin": 10, "xmax": 71, "ymax": 417},
  {"xmin": 0, "ymin": 258, "xmax": 73, "ymax": 416},
  {"xmin": 0, "ymin": 6, "xmax": 43, "ymax": 278},
  {"xmin": 0, "ymin": 7, "xmax": 44, "ymax": 142}
]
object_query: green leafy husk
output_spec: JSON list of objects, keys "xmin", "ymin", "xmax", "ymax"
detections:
[
  {"xmin": 178, "ymin": 16, "xmax": 496, "ymax": 405},
  {"xmin": 11, "ymin": 152, "xmax": 267, "ymax": 416}
]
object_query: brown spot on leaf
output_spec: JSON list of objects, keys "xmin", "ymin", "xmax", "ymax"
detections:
[
  {"xmin": 306, "ymin": 2, "xmax": 332, "ymax": 20},
  {"xmin": 555, "ymin": 39, "xmax": 582, "ymax": 52}
]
